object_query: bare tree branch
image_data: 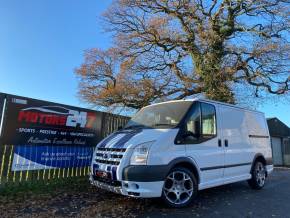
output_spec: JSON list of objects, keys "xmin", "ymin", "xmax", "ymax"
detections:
[{"xmin": 76, "ymin": 0, "xmax": 290, "ymax": 110}]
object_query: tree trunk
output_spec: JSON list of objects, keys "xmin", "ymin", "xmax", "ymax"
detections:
[
  {"xmin": 194, "ymin": 51, "xmax": 235, "ymax": 104},
  {"xmin": 203, "ymin": 78, "xmax": 235, "ymax": 104}
]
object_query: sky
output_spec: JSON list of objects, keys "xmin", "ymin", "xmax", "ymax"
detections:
[{"xmin": 0, "ymin": 0, "xmax": 289, "ymax": 126}]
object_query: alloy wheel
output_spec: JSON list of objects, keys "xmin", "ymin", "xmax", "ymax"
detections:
[
  {"xmin": 163, "ymin": 170, "xmax": 194, "ymax": 205},
  {"xmin": 255, "ymin": 162, "xmax": 266, "ymax": 187}
]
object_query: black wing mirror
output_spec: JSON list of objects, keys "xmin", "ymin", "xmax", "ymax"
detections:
[{"xmin": 182, "ymin": 121, "xmax": 201, "ymax": 139}]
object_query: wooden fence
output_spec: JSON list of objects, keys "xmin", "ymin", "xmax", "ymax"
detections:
[{"xmin": 0, "ymin": 113, "xmax": 129, "ymax": 187}]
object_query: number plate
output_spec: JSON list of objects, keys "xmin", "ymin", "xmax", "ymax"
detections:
[{"xmin": 95, "ymin": 170, "xmax": 111, "ymax": 180}]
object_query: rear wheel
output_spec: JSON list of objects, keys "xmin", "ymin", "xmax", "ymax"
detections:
[
  {"xmin": 161, "ymin": 167, "xmax": 198, "ymax": 208},
  {"xmin": 248, "ymin": 161, "xmax": 266, "ymax": 190}
]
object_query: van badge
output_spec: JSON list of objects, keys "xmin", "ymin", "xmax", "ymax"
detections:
[{"xmin": 103, "ymin": 153, "xmax": 110, "ymax": 159}]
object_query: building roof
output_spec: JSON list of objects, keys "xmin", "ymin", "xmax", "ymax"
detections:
[{"xmin": 267, "ymin": 117, "xmax": 290, "ymax": 138}]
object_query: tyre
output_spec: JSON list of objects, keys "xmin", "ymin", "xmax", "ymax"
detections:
[
  {"xmin": 248, "ymin": 161, "xmax": 267, "ymax": 190},
  {"xmin": 161, "ymin": 167, "xmax": 198, "ymax": 208}
]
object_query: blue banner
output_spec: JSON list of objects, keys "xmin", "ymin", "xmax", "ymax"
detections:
[{"xmin": 12, "ymin": 145, "xmax": 94, "ymax": 171}]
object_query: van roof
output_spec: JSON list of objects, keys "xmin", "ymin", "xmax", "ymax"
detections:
[{"xmin": 146, "ymin": 98, "xmax": 263, "ymax": 114}]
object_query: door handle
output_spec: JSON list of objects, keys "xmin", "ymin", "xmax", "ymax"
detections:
[
  {"xmin": 224, "ymin": 139, "xmax": 229, "ymax": 147},
  {"xmin": 218, "ymin": 139, "xmax": 222, "ymax": 147}
]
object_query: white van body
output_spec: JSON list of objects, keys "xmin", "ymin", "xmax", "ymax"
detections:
[{"xmin": 90, "ymin": 99, "xmax": 273, "ymax": 206}]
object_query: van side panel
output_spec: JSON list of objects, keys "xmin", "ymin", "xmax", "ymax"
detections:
[
  {"xmin": 218, "ymin": 105, "xmax": 253, "ymax": 179},
  {"xmin": 246, "ymin": 111, "xmax": 269, "ymax": 136},
  {"xmin": 245, "ymin": 111, "xmax": 272, "ymax": 164}
]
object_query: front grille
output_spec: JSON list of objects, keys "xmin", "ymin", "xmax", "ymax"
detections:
[
  {"xmin": 95, "ymin": 159, "xmax": 120, "ymax": 165},
  {"xmin": 95, "ymin": 153, "xmax": 123, "ymax": 159},
  {"xmin": 94, "ymin": 147, "xmax": 126, "ymax": 166},
  {"xmin": 92, "ymin": 175, "xmax": 122, "ymax": 187},
  {"xmin": 97, "ymin": 147, "xmax": 126, "ymax": 152}
]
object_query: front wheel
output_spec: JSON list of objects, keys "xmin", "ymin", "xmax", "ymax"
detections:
[
  {"xmin": 161, "ymin": 167, "xmax": 198, "ymax": 208},
  {"xmin": 248, "ymin": 161, "xmax": 267, "ymax": 190}
]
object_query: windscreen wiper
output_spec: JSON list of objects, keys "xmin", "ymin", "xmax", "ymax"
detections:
[
  {"xmin": 123, "ymin": 125, "xmax": 145, "ymax": 130},
  {"xmin": 152, "ymin": 123, "xmax": 177, "ymax": 127}
]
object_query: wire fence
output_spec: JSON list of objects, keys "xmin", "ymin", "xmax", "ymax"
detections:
[{"xmin": 0, "ymin": 113, "xmax": 129, "ymax": 187}]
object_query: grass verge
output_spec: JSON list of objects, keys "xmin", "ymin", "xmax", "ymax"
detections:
[{"xmin": 0, "ymin": 176, "xmax": 90, "ymax": 198}]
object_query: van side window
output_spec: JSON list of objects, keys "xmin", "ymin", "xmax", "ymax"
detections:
[
  {"xmin": 179, "ymin": 102, "xmax": 217, "ymax": 144},
  {"xmin": 201, "ymin": 103, "xmax": 216, "ymax": 137},
  {"xmin": 185, "ymin": 104, "xmax": 201, "ymax": 136}
]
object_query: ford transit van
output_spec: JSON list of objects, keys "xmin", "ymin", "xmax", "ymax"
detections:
[{"xmin": 90, "ymin": 99, "xmax": 273, "ymax": 207}]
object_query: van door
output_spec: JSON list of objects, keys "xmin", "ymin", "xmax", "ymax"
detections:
[
  {"xmin": 219, "ymin": 106, "xmax": 252, "ymax": 181},
  {"xmin": 181, "ymin": 102, "xmax": 225, "ymax": 189}
]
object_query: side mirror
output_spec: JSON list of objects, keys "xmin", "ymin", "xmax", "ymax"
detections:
[
  {"xmin": 182, "ymin": 131, "xmax": 194, "ymax": 139},
  {"xmin": 182, "ymin": 121, "xmax": 201, "ymax": 140}
]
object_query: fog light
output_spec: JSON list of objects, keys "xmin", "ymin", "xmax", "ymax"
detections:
[{"xmin": 130, "ymin": 183, "xmax": 139, "ymax": 190}]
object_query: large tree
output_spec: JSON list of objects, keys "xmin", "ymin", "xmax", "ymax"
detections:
[{"xmin": 76, "ymin": 0, "xmax": 290, "ymax": 110}]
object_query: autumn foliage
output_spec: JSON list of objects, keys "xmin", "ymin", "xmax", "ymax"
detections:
[{"xmin": 76, "ymin": 0, "xmax": 290, "ymax": 110}]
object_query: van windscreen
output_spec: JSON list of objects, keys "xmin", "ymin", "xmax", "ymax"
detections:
[{"xmin": 124, "ymin": 101, "xmax": 193, "ymax": 129}]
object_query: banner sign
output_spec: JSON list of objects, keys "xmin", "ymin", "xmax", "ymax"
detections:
[
  {"xmin": 0, "ymin": 93, "xmax": 6, "ymax": 137},
  {"xmin": 0, "ymin": 94, "xmax": 103, "ymax": 146},
  {"xmin": 0, "ymin": 93, "xmax": 107, "ymax": 172},
  {"xmin": 12, "ymin": 145, "xmax": 94, "ymax": 171}
]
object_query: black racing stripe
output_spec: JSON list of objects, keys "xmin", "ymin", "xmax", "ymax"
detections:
[
  {"xmin": 98, "ymin": 129, "xmax": 142, "ymax": 149},
  {"xmin": 113, "ymin": 130, "xmax": 142, "ymax": 148},
  {"xmin": 98, "ymin": 133, "xmax": 118, "ymax": 148},
  {"xmin": 112, "ymin": 166, "xmax": 117, "ymax": 180},
  {"xmin": 113, "ymin": 133, "xmax": 134, "ymax": 148},
  {"xmin": 249, "ymin": 135, "xmax": 269, "ymax": 138},
  {"xmin": 200, "ymin": 162, "xmax": 252, "ymax": 171}
]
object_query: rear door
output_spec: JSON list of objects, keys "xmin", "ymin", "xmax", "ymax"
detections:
[{"xmin": 182, "ymin": 102, "xmax": 225, "ymax": 188}]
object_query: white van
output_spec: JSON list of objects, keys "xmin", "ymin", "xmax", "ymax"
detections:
[{"xmin": 90, "ymin": 99, "xmax": 273, "ymax": 207}]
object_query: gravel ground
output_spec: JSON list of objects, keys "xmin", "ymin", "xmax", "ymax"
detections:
[{"xmin": 1, "ymin": 168, "xmax": 290, "ymax": 218}]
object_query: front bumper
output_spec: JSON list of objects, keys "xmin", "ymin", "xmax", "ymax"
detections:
[
  {"xmin": 266, "ymin": 164, "xmax": 274, "ymax": 175},
  {"xmin": 89, "ymin": 174, "xmax": 164, "ymax": 198}
]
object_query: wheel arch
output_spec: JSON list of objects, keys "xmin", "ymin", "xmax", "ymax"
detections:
[
  {"xmin": 251, "ymin": 153, "xmax": 267, "ymax": 176},
  {"xmin": 253, "ymin": 153, "xmax": 267, "ymax": 164},
  {"xmin": 167, "ymin": 157, "xmax": 200, "ymax": 184}
]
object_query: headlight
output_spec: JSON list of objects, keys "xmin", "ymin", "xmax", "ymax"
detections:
[{"xmin": 130, "ymin": 141, "xmax": 155, "ymax": 165}]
